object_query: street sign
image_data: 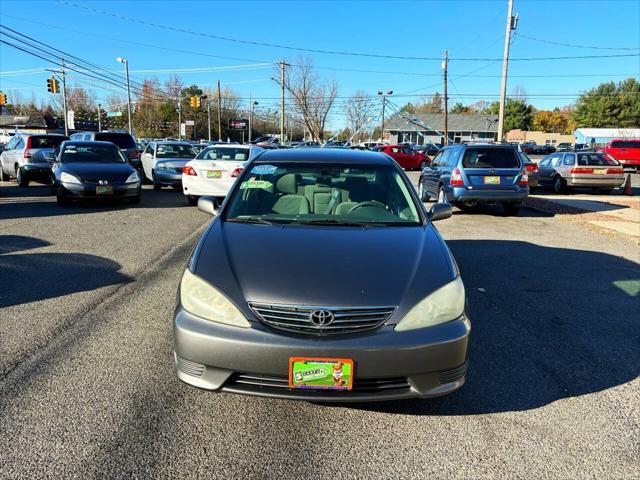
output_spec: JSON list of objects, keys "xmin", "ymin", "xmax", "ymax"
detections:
[
  {"xmin": 67, "ymin": 110, "xmax": 75, "ymax": 130},
  {"xmin": 185, "ymin": 120, "xmax": 195, "ymax": 126},
  {"xmin": 106, "ymin": 111, "xmax": 122, "ymax": 117},
  {"xmin": 180, "ymin": 123, "xmax": 186, "ymax": 136},
  {"xmin": 229, "ymin": 119, "xmax": 248, "ymax": 130}
]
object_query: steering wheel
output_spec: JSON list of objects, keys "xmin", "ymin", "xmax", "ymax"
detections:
[{"xmin": 348, "ymin": 200, "xmax": 388, "ymax": 213}]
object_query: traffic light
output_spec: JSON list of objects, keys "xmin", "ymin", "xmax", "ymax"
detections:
[
  {"xmin": 0, "ymin": 92, "xmax": 6, "ymax": 106},
  {"xmin": 190, "ymin": 96, "xmax": 201, "ymax": 108},
  {"xmin": 46, "ymin": 77, "xmax": 60, "ymax": 94}
]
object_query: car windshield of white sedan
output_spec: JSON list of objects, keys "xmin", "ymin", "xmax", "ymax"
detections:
[
  {"xmin": 61, "ymin": 145, "xmax": 125, "ymax": 163},
  {"xmin": 197, "ymin": 147, "xmax": 250, "ymax": 162},
  {"xmin": 225, "ymin": 163, "xmax": 421, "ymax": 225},
  {"xmin": 156, "ymin": 144, "xmax": 196, "ymax": 158}
]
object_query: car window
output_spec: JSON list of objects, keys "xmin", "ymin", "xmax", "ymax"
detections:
[
  {"xmin": 60, "ymin": 144, "xmax": 126, "ymax": 163},
  {"xmin": 539, "ymin": 158, "xmax": 551, "ymax": 167},
  {"xmin": 83, "ymin": 134, "xmax": 92, "ymax": 141},
  {"xmin": 226, "ymin": 163, "xmax": 421, "ymax": 225},
  {"xmin": 29, "ymin": 136, "xmax": 67, "ymax": 149},
  {"xmin": 6, "ymin": 137, "xmax": 17, "ymax": 150},
  {"xmin": 197, "ymin": 147, "xmax": 251, "ymax": 161},
  {"xmin": 577, "ymin": 153, "xmax": 619, "ymax": 166},
  {"xmin": 156, "ymin": 144, "xmax": 196, "ymax": 158},
  {"xmin": 94, "ymin": 133, "xmax": 136, "ymax": 149},
  {"xmin": 430, "ymin": 151, "xmax": 443, "ymax": 166},
  {"xmin": 390, "ymin": 147, "xmax": 401, "ymax": 154},
  {"xmin": 563, "ymin": 153, "xmax": 575, "ymax": 165},
  {"xmin": 461, "ymin": 148, "xmax": 519, "ymax": 169},
  {"xmin": 15, "ymin": 138, "xmax": 24, "ymax": 150},
  {"xmin": 402, "ymin": 147, "xmax": 414, "ymax": 155},
  {"xmin": 550, "ymin": 155, "xmax": 563, "ymax": 167}
]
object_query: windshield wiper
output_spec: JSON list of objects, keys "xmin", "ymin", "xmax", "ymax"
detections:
[
  {"xmin": 295, "ymin": 219, "xmax": 383, "ymax": 227},
  {"xmin": 226, "ymin": 217, "xmax": 274, "ymax": 225}
]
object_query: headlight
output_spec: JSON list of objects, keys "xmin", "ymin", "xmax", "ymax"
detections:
[
  {"xmin": 60, "ymin": 172, "xmax": 81, "ymax": 184},
  {"xmin": 180, "ymin": 269, "xmax": 250, "ymax": 328},
  {"xmin": 126, "ymin": 171, "xmax": 140, "ymax": 183},
  {"xmin": 395, "ymin": 277, "xmax": 465, "ymax": 332}
]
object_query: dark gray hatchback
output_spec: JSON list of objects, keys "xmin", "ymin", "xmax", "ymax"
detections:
[{"xmin": 174, "ymin": 149, "xmax": 470, "ymax": 401}]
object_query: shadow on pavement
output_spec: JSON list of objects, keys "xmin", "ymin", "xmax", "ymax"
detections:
[
  {"xmin": 0, "ymin": 184, "xmax": 191, "ymax": 221},
  {"xmin": 0, "ymin": 235, "xmax": 132, "ymax": 308},
  {"xmin": 348, "ymin": 240, "xmax": 640, "ymax": 415}
]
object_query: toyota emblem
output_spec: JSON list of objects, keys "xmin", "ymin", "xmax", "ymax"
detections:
[
  {"xmin": 309, "ymin": 309, "xmax": 335, "ymax": 326},
  {"xmin": 98, "ymin": 180, "xmax": 108, "ymax": 185}
]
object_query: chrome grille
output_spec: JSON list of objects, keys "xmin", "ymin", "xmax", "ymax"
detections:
[{"xmin": 249, "ymin": 303, "xmax": 395, "ymax": 335}]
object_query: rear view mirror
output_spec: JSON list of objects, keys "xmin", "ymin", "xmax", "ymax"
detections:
[
  {"xmin": 197, "ymin": 196, "xmax": 218, "ymax": 216},
  {"xmin": 429, "ymin": 203, "xmax": 452, "ymax": 221}
]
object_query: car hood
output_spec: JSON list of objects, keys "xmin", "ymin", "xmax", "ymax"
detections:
[
  {"xmin": 192, "ymin": 221, "xmax": 455, "ymax": 322},
  {"xmin": 61, "ymin": 162, "xmax": 134, "ymax": 181}
]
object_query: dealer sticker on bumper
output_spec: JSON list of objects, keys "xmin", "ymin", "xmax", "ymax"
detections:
[{"xmin": 289, "ymin": 357, "xmax": 354, "ymax": 390}]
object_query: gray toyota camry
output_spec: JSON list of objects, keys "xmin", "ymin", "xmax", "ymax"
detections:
[{"xmin": 173, "ymin": 148, "xmax": 470, "ymax": 401}]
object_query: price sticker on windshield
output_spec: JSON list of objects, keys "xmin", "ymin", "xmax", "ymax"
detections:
[{"xmin": 240, "ymin": 180, "xmax": 273, "ymax": 190}]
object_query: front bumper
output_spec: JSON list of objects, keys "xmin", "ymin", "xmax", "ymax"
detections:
[
  {"xmin": 173, "ymin": 306, "xmax": 471, "ymax": 401},
  {"xmin": 182, "ymin": 175, "xmax": 235, "ymax": 197},
  {"xmin": 446, "ymin": 185, "xmax": 529, "ymax": 204},
  {"xmin": 59, "ymin": 181, "xmax": 141, "ymax": 199},
  {"xmin": 21, "ymin": 163, "xmax": 52, "ymax": 180},
  {"xmin": 155, "ymin": 170, "xmax": 183, "ymax": 187}
]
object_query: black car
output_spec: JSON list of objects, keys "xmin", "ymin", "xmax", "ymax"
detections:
[
  {"xmin": 69, "ymin": 131, "xmax": 141, "ymax": 173},
  {"xmin": 531, "ymin": 144, "xmax": 557, "ymax": 155},
  {"xmin": 51, "ymin": 141, "xmax": 141, "ymax": 206}
]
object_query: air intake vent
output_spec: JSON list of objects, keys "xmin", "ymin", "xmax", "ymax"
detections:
[
  {"xmin": 438, "ymin": 362, "xmax": 467, "ymax": 384},
  {"xmin": 175, "ymin": 355, "xmax": 205, "ymax": 378},
  {"xmin": 249, "ymin": 303, "xmax": 395, "ymax": 335}
]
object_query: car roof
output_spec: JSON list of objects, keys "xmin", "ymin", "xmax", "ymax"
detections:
[
  {"xmin": 63, "ymin": 141, "xmax": 118, "ymax": 147},
  {"xmin": 204, "ymin": 144, "xmax": 253, "ymax": 149},
  {"xmin": 153, "ymin": 141, "xmax": 192, "ymax": 146},
  {"xmin": 254, "ymin": 147, "xmax": 392, "ymax": 165}
]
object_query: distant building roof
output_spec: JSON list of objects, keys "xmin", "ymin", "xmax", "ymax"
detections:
[
  {"xmin": 385, "ymin": 113, "xmax": 499, "ymax": 132},
  {"xmin": 574, "ymin": 128, "xmax": 640, "ymax": 139}
]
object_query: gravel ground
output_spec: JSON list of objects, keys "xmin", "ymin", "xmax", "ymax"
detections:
[{"xmin": 1, "ymin": 181, "xmax": 638, "ymax": 479}]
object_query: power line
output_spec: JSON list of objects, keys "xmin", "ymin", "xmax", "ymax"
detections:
[
  {"xmin": 515, "ymin": 32, "xmax": 640, "ymax": 51},
  {"xmin": 57, "ymin": 1, "xmax": 640, "ymax": 62}
]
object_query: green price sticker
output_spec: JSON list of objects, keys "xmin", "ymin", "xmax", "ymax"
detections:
[{"xmin": 240, "ymin": 180, "xmax": 273, "ymax": 190}]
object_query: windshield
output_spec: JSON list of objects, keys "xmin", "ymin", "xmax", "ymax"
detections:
[
  {"xmin": 462, "ymin": 148, "xmax": 520, "ymax": 169},
  {"xmin": 196, "ymin": 147, "xmax": 251, "ymax": 161},
  {"xmin": 61, "ymin": 144, "xmax": 126, "ymax": 163},
  {"xmin": 611, "ymin": 141, "xmax": 639, "ymax": 149},
  {"xmin": 94, "ymin": 133, "xmax": 136, "ymax": 149},
  {"xmin": 156, "ymin": 144, "xmax": 196, "ymax": 158},
  {"xmin": 225, "ymin": 163, "xmax": 421, "ymax": 226}
]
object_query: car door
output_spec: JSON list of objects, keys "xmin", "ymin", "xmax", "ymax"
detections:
[
  {"xmin": 423, "ymin": 149, "xmax": 450, "ymax": 197},
  {"xmin": 141, "ymin": 143, "xmax": 155, "ymax": 180},
  {"xmin": 10, "ymin": 137, "xmax": 25, "ymax": 175},
  {"xmin": 1, "ymin": 137, "xmax": 16, "ymax": 174}
]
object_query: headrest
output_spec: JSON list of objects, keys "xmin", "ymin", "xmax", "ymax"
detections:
[{"xmin": 276, "ymin": 173, "xmax": 300, "ymax": 194}]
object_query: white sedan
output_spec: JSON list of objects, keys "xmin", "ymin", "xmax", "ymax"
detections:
[{"xmin": 182, "ymin": 144, "xmax": 264, "ymax": 205}]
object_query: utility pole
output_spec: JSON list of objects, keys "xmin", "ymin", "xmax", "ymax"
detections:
[
  {"xmin": 249, "ymin": 94, "xmax": 258, "ymax": 143},
  {"xmin": 216, "ymin": 80, "xmax": 222, "ymax": 141},
  {"xmin": 207, "ymin": 99, "xmax": 211, "ymax": 142},
  {"xmin": 279, "ymin": 60, "xmax": 289, "ymax": 145},
  {"xmin": 377, "ymin": 90, "xmax": 393, "ymax": 143},
  {"xmin": 116, "ymin": 57, "xmax": 133, "ymax": 136},
  {"xmin": 60, "ymin": 59, "xmax": 69, "ymax": 137},
  {"xmin": 97, "ymin": 103, "xmax": 102, "ymax": 132},
  {"xmin": 442, "ymin": 50, "xmax": 449, "ymax": 145},
  {"xmin": 177, "ymin": 98, "xmax": 182, "ymax": 141},
  {"xmin": 497, "ymin": 0, "xmax": 517, "ymax": 142}
]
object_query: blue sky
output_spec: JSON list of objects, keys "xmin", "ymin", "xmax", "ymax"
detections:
[{"xmin": 1, "ymin": 0, "xmax": 639, "ymax": 129}]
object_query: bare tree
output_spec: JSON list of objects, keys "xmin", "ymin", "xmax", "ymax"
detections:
[
  {"xmin": 511, "ymin": 85, "xmax": 528, "ymax": 101},
  {"xmin": 282, "ymin": 57, "xmax": 338, "ymax": 141},
  {"xmin": 343, "ymin": 90, "xmax": 374, "ymax": 143}
]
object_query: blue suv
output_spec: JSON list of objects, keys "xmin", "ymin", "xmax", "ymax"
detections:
[{"xmin": 418, "ymin": 143, "xmax": 529, "ymax": 215}]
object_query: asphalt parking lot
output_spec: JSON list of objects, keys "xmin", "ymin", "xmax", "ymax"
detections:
[{"xmin": 1, "ymin": 181, "xmax": 638, "ymax": 479}]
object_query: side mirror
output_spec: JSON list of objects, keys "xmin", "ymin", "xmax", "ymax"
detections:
[
  {"xmin": 197, "ymin": 196, "xmax": 218, "ymax": 216},
  {"xmin": 428, "ymin": 203, "xmax": 452, "ymax": 221}
]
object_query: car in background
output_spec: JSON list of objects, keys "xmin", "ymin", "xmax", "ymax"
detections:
[
  {"xmin": 51, "ymin": 141, "xmax": 141, "ymax": 206},
  {"xmin": 415, "ymin": 143, "xmax": 441, "ymax": 157},
  {"xmin": 418, "ymin": 143, "xmax": 528, "ymax": 215},
  {"xmin": 140, "ymin": 141, "xmax": 196, "ymax": 190},
  {"xmin": 519, "ymin": 151, "xmax": 539, "ymax": 188},
  {"xmin": 531, "ymin": 144, "xmax": 556, "ymax": 155},
  {"xmin": 323, "ymin": 140, "xmax": 349, "ymax": 148},
  {"xmin": 556, "ymin": 142, "xmax": 573, "ymax": 152},
  {"xmin": 537, "ymin": 151, "xmax": 625, "ymax": 194},
  {"xmin": 294, "ymin": 141, "xmax": 321, "ymax": 148},
  {"xmin": 375, "ymin": 144, "xmax": 430, "ymax": 170},
  {"xmin": 0, "ymin": 133, "xmax": 68, "ymax": 186},
  {"xmin": 69, "ymin": 131, "xmax": 141, "ymax": 173},
  {"xmin": 600, "ymin": 138, "xmax": 640, "ymax": 171},
  {"xmin": 174, "ymin": 148, "xmax": 468, "ymax": 401},
  {"xmin": 520, "ymin": 142, "xmax": 537, "ymax": 154},
  {"xmin": 181, "ymin": 144, "xmax": 264, "ymax": 205}
]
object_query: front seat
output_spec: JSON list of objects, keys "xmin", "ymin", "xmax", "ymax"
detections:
[
  {"xmin": 335, "ymin": 176, "xmax": 371, "ymax": 215},
  {"xmin": 271, "ymin": 173, "xmax": 310, "ymax": 215}
]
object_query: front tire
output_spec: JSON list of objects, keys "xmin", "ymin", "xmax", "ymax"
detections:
[
  {"xmin": 16, "ymin": 167, "xmax": 28, "ymax": 187},
  {"xmin": 152, "ymin": 170, "xmax": 161, "ymax": 191}
]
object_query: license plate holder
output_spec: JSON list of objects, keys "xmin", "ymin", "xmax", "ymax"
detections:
[
  {"xmin": 96, "ymin": 185, "xmax": 113, "ymax": 195},
  {"xmin": 207, "ymin": 170, "xmax": 222, "ymax": 179},
  {"xmin": 483, "ymin": 176, "xmax": 500, "ymax": 184},
  {"xmin": 289, "ymin": 357, "xmax": 354, "ymax": 391}
]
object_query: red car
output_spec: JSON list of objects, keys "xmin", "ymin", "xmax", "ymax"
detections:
[
  {"xmin": 600, "ymin": 139, "xmax": 640, "ymax": 170},
  {"xmin": 375, "ymin": 144, "xmax": 430, "ymax": 170}
]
